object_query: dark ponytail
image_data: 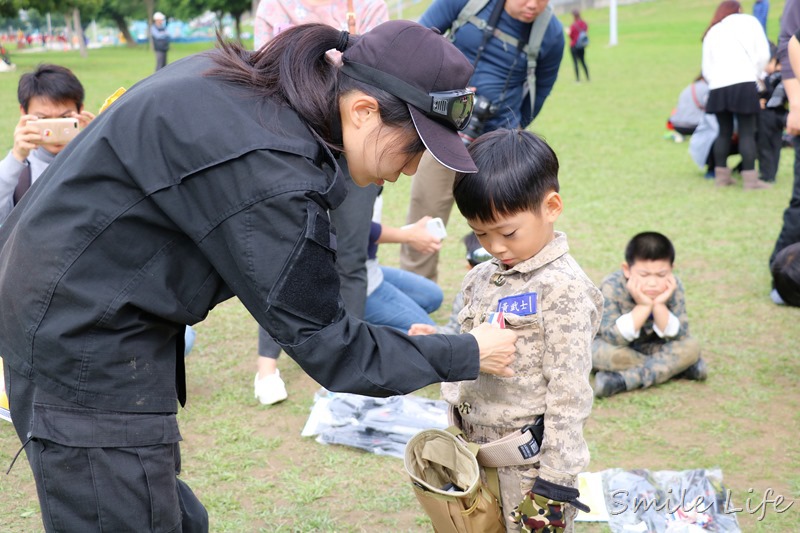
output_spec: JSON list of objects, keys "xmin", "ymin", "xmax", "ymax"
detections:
[
  {"xmin": 206, "ymin": 25, "xmax": 340, "ymax": 141},
  {"xmin": 205, "ymin": 25, "xmax": 422, "ymax": 155}
]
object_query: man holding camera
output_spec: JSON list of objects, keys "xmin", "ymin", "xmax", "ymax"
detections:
[
  {"xmin": 400, "ymin": 0, "xmax": 564, "ymax": 281},
  {"xmin": 0, "ymin": 64, "xmax": 94, "ymax": 224}
]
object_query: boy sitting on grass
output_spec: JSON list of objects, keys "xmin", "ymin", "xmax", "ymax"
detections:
[
  {"xmin": 445, "ymin": 128, "xmax": 601, "ymax": 532},
  {"xmin": 593, "ymin": 231, "xmax": 707, "ymax": 398}
]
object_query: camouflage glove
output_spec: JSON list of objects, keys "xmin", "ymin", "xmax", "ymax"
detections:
[
  {"xmin": 509, "ymin": 478, "xmax": 590, "ymax": 533},
  {"xmin": 510, "ymin": 492, "xmax": 565, "ymax": 533}
]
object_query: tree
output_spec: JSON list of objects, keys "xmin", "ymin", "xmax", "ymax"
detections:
[
  {"xmin": 26, "ymin": 0, "xmax": 102, "ymax": 57},
  {"xmin": 160, "ymin": 0, "xmax": 204, "ymax": 23},
  {"xmin": 163, "ymin": 0, "xmax": 252, "ymax": 42},
  {"xmin": 97, "ymin": 0, "xmax": 147, "ymax": 47},
  {"xmin": 0, "ymin": 0, "xmax": 21, "ymax": 19},
  {"xmin": 213, "ymin": 0, "xmax": 250, "ymax": 42}
]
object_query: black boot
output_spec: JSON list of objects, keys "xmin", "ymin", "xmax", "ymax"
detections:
[
  {"xmin": 594, "ymin": 371, "xmax": 627, "ymax": 398},
  {"xmin": 678, "ymin": 357, "xmax": 708, "ymax": 381}
]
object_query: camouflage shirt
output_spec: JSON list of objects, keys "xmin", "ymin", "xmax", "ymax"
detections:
[
  {"xmin": 442, "ymin": 232, "xmax": 603, "ymax": 486},
  {"xmin": 597, "ymin": 269, "xmax": 690, "ymax": 346}
]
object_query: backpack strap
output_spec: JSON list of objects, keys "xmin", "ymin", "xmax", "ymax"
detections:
[
  {"xmin": 522, "ymin": 3, "xmax": 553, "ymax": 119},
  {"xmin": 450, "ymin": 0, "xmax": 491, "ymax": 40},
  {"xmin": 450, "ymin": 0, "xmax": 553, "ymax": 120}
]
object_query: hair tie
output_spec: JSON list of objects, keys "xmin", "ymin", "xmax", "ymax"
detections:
[{"xmin": 335, "ymin": 31, "xmax": 349, "ymax": 52}]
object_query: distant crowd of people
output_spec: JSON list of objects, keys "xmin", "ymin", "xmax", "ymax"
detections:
[
  {"xmin": 664, "ymin": 0, "xmax": 799, "ymax": 310},
  {"xmin": 0, "ymin": 31, "xmax": 70, "ymax": 48}
]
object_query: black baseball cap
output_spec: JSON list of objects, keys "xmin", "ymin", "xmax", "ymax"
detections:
[{"xmin": 341, "ymin": 20, "xmax": 478, "ymax": 173}]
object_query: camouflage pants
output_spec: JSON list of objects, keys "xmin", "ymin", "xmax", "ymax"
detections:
[
  {"xmin": 461, "ymin": 420, "xmax": 577, "ymax": 533},
  {"xmin": 592, "ymin": 336, "xmax": 700, "ymax": 389}
]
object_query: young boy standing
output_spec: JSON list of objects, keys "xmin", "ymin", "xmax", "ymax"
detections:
[
  {"xmin": 445, "ymin": 129, "xmax": 602, "ymax": 532},
  {"xmin": 592, "ymin": 232, "xmax": 707, "ymax": 399}
]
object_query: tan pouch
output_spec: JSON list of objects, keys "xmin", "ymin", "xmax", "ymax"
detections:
[{"xmin": 404, "ymin": 427, "xmax": 505, "ymax": 533}]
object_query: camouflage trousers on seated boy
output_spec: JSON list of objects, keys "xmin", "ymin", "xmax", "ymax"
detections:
[{"xmin": 592, "ymin": 336, "xmax": 701, "ymax": 390}]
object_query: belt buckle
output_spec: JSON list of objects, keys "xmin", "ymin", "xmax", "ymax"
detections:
[{"xmin": 520, "ymin": 415, "xmax": 544, "ymax": 445}]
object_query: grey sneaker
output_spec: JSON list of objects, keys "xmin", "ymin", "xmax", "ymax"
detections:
[
  {"xmin": 594, "ymin": 371, "xmax": 627, "ymax": 398},
  {"xmin": 679, "ymin": 358, "xmax": 708, "ymax": 381}
]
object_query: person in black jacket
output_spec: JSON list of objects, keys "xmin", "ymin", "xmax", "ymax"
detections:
[{"xmin": 0, "ymin": 21, "xmax": 517, "ymax": 532}]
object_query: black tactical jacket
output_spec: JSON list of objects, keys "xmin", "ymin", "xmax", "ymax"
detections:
[{"xmin": 0, "ymin": 52, "xmax": 478, "ymax": 413}]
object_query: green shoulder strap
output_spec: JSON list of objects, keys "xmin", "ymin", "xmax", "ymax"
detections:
[
  {"xmin": 522, "ymin": 3, "xmax": 553, "ymax": 118},
  {"xmin": 449, "ymin": 0, "xmax": 492, "ymax": 39}
]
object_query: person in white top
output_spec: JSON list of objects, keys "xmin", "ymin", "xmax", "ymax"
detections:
[{"xmin": 702, "ymin": 0, "xmax": 770, "ymax": 189}]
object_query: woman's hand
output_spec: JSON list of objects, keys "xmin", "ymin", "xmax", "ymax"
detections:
[{"xmin": 469, "ymin": 322, "xmax": 517, "ymax": 377}]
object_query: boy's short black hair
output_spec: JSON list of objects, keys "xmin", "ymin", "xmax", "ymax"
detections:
[
  {"xmin": 771, "ymin": 242, "xmax": 800, "ymax": 307},
  {"xmin": 18, "ymin": 64, "xmax": 84, "ymax": 113},
  {"xmin": 453, "ymin": 129, "xmax": 559, "ymax": 223},
  {"xmin": 625, "ymin": 231, "xmax": 675, "ymax": 266}
]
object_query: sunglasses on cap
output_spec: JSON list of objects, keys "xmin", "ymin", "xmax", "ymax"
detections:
[
  {"xmin": 340, "ymin": 62, "xmax": 475, "ymax": 131},
  {"xmin": 429, "ymin": 89, "xmax": 474, "ymax": 130}
]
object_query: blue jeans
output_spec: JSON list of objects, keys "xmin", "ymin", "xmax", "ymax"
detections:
[
  {"xmin": 184, "ymin": 325, "xmax": 196, "ymax": 356},
  {"xmin": 364, "ymin": 266, "xmax": 443, "ymax": 332}
]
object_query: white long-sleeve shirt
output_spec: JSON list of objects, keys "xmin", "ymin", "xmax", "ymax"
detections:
[
  {"xmin": 0, "ymin": 147, "xmax": 55, "ymax": 224},
  {"xmin": 702, "ymin": 13, "xmax": 770, "ymax": 90}
]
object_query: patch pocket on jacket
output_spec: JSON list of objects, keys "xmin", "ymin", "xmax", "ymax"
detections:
[
  {"xmin": 270, "ymin": 202, "xmax": 340, "ymax": 325},
  {"xmin": 502, "ymin": 313, "xmax": 541, "ymax": 332},
  {"xmin": 457, "ymin": 303, "xmax": 478, "ymax": 332}
]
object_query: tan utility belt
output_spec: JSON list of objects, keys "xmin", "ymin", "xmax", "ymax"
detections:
[
  {"xmin": 450, "ymin": 407, "xmax": 544, "ymax": 468},
  {"xmin": 477, "ymin": 420, "xmax": 543, "ymax": 467}
]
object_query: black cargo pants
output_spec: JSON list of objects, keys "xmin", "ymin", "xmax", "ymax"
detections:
[{"xmin": 4, "ymin": 362, "xmax": 208, "ymax": 533}]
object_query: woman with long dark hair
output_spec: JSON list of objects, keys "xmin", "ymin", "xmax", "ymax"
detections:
[
  {"xmin": 0, "ymin": 21, "xmax": 518, "ymax": 531},
  {"xmin": 702, "ymin": 0, "xmax": 771, "ymax": 189}
]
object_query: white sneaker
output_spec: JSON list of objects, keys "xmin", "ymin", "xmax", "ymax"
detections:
[{"xmin": 254, "ymin": 369, "xmax": 288, "ymax": 405}]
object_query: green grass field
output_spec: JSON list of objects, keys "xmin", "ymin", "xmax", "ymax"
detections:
[{"xmin": 1, "ymin": 0, "xmax": 799, "ymax": 531}]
